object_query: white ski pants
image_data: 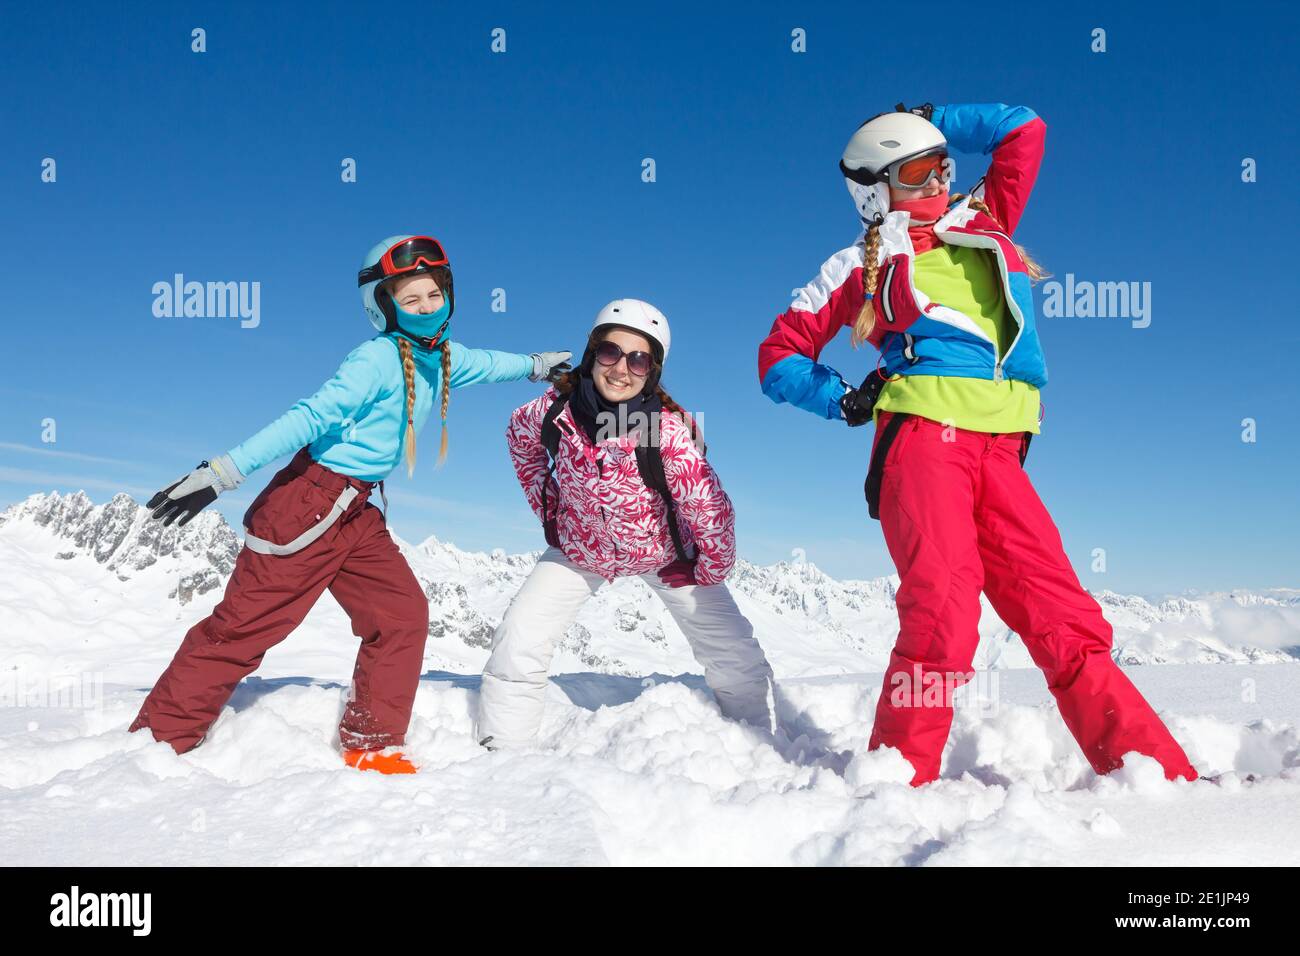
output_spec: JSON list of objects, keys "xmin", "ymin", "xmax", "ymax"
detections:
[{"xmin": 477, "ymin": 548, "xmax": 774, "ymax": 748}]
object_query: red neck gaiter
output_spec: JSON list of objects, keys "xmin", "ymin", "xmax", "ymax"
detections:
[{"xmin": 890, "ymin": 193, "xmax": 950, "ymax": 255}]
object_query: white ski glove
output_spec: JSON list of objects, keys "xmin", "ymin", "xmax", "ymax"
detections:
[{"xmin": 529, "ymin": 350, "xmax": 573, "ymax": 383}]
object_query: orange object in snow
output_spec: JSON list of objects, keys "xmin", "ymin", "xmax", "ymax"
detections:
[{"xmin": 343, "ymin": 748, "xmax": 418, "ymax": 774}]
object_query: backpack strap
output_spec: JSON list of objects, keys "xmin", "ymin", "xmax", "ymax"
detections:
[
  {"xmin": 538, "ymin": 393, "xmax": 570, "ymax": 543},
  {"xmin": 540, "ymin": 392, "xmax": 568, "ymax": 457},
  {"xmin": 634, "ymin": 442, "xmax": 692, "ymax": 563}
]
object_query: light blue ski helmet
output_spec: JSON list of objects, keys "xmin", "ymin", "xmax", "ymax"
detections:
[{"xmin": 358, "ymin": 235, "xmax": 455, "ymax": 333}]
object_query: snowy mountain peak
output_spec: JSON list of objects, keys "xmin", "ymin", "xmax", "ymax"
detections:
[
  {"xmin": 0, "ymin": 491, "xmax": 1296, "ymax": 670},
  {"xmin": 0, "ymin": 490, "xmax": 240, "ymax": 602}
]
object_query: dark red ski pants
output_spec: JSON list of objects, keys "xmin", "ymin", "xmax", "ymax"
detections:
[
  {"xmin": 129, "ymin": 448, "xmax": 429, "ymax": 754},
  {"xmin": 867, "ymin": 413, "xmax": 1197, "ymax": 785}
]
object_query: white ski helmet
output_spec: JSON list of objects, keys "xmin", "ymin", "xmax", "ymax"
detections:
[
  {"xmin": 840, "ymin": 110, "xmax": 947, "ymax": 226},
  {"xmin": 358, "ymin": 234, "xmax": 454, "ymax": 333},
  {"xmin": 591, "ymin": 298, "xmax": 671, "ymax": 363}
]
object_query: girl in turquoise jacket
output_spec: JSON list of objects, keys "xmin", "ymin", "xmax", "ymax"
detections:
[{"xmin": 129, "ymin": 235, "xmax": 570, "ymax": 773}]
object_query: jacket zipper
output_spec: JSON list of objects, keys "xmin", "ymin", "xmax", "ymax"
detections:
[
  {"xmin": 880, "ymin": 259, "xmax": 897, "ymax": 325},
  {"xmin": 934, "ymin": 222, "xmax": 1024, "ymax": 383},
  {"xmin": 592, "ymin": 454, "xmax": 620, "ymax": 559}
]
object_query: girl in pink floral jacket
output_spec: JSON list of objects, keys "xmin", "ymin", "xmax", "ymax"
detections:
[{"xmin": 476, "ymin": 299, "xmax": 774, "ymax": 749}]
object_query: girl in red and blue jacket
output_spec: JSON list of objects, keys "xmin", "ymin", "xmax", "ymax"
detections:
[{"xmin": 758, "ymin": 103, "xmax": 1197, "ymax": 785}]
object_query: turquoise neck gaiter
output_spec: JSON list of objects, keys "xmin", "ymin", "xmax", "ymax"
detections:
[{"xmin": 392, "ymin": 298, "xmax": 451, "ymax": 348}]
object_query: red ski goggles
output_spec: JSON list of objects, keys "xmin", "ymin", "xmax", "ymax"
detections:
[
  {"xmin": 842, "ymin": 148, "xmax": 949, "ymax": 190},
  {"xmin": 888, "ymin": 149, "xmax": 949, "ymax": 189},
  {"xmin": 357, "ymin": 236, "xmax": 449, "ymax": 287}
]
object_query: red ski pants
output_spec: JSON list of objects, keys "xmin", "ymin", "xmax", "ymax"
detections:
[
  {"xmin": 129, "ymin": 449, "xmax": 429, "ymax": 754},
  {"xmin": 867, "ymin": 413, "xmax": 1197, "ymax": 785}
]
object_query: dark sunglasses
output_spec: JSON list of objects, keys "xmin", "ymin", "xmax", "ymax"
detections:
[{"xmin": 593, "ymin": 340, "xmax": 653, "ymax": 377}]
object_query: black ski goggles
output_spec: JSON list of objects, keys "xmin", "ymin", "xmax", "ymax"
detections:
[{"xmin": 358, "ymin": 236, "xmax": 449, "ymax": 287}]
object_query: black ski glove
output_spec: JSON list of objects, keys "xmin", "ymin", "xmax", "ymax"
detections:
[
  {"xmin": 147, "ymin": 456, "xmax": 244, "ymax": 527},
  {"xmin": 840, "ymin": 369, "xmax": 891, "ymax": 427}
]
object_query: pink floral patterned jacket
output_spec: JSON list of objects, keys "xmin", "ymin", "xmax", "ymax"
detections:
[{"xmin": 506, "ymin": 388, "xmax": 737, "ymax": 584}]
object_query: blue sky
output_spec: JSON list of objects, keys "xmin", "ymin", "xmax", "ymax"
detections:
[{"xmin": 2, "ymin": 1, "xmax": 1297, "ymax": 596}]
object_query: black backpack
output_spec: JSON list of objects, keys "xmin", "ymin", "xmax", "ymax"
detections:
[{"xmin": 538, "ymin": 392, "xmax": 692, "ymax": 562}]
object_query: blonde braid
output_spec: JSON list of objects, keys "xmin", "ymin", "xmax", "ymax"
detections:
[
  {"xmin": 397, "ymin": 336, "xmax": 418, "ymax": 477},
  {"xmin": 851, "ymin": 192, "xmax": 1048, "ymax": 351},
  {"xmin": 850, "ymin": 223, "xmax": 883, "ymax": 347},
  {"xmin": 951, "ymin": 193, "xmax": 1051, "ymax": 283},
  {"xmin": 436, "ymin": 340, "xmax": 451, "ymax": 468}
]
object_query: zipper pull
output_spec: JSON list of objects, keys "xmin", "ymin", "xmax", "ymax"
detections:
[{"xmin": 993, "ymin": 362, "xmax": 1004, "ymax": 383}]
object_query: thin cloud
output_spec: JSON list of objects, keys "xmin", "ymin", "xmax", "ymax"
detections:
[{"xmin": 0, "ymin": 442, "xmax": 134, "ymax": 467}]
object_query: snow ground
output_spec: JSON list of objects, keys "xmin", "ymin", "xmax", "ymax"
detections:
[
  {"xmin": 2, "ymin": 664, "xmax": 1297, "ymax": 866},
  {"xmin": 2, "ymin": 495, "xmax": 1297, "ymax": 866}
]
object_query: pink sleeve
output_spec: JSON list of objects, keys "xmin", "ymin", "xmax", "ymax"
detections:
[
  {"xmin": 933, "ymin": 104, "xmax": 1046, "ymax": 237},
  {"xmin": 506, "ymin": 390, "xmax": 557, "ymax": 524},
  {"xmin": 978, "ymin": 116, "xmax": 1046, "ymax": 236},
  {"xmin": 659, "ymin": 414, "xmax": 737, "ymax": 585},
  {"xmin": 757, "ymin": 244, "xmax": 864, "ymax": 383}
]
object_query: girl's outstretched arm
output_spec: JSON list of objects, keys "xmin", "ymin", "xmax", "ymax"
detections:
[
  {"xmin": 226, "ymin": 340, "xmax": 386, "ymax": 479},
  {"xmin": 758, "ymin": 243, "xmax": 867, "ymax": 421},
  {"xmin": 932, "ymin": 103, "xmax": 1046, "ymax": 236},
  {"xmin": 447, "ymin": 342, "xmax": 533, "ymax": 388}
]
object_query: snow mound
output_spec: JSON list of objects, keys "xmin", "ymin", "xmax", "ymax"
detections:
[{"xmin": 2, "ymin": 668, "xmax": 1298, "ymax": 866}]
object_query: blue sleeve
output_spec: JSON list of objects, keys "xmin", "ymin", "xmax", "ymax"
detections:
[
  {"xmin": 447, "ymin": 341, "xmax": 535, "ymax": 388},
  {"xmin": 226, "ymin": 343, "xmax": 386, "ymax": 477},
  {"xmin": 760, "ymin": 354, "xmax": 847, "ymax": 421},
  {"xmin": 932, "ymin": 103, "xmax": 1039, "ymax": 156}
]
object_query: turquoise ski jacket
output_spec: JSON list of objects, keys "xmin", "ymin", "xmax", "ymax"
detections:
[{"xmin": 227, "ymin": 335, "xmax": 534, "ymax": 482}]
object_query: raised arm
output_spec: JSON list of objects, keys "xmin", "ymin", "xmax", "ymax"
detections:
[
  {"xmin": 660, "ymin": 417, "xmax": 737, "ymax": 585},
  {"xmin": 758, "ymin": 243, "xmax": 866, "ymax": 421},
  {"xmin": 226, "ymin": 341, "xmax": 386, "ymax": 479},
  {"xmin": 932, "ymin": 102, "xmax": 1046, "ymax": 236}
]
